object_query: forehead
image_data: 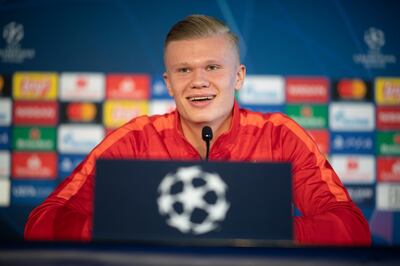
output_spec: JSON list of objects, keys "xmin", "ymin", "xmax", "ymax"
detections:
[{"xmin": 164, "ymin": 35, "xmax": 238, "ymax": 65}]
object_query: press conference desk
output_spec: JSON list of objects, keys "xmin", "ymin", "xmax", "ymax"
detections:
[{"xmin": 1, "ymin": 242, "xmax": 400, "ymax": 266}]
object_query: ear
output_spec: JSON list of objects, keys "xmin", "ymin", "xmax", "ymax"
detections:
[
  {"xmin": 234, "ymin": 64, "xmax": 246, "ymax": 91},
  {"xmin": 163, "ymin": 72, "xmax": 174, "ymax": 97}
]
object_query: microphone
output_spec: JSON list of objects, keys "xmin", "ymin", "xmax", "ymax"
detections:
[{"xmin": 202, "ymin": 126, "xmax": 213, "ymax": 161}]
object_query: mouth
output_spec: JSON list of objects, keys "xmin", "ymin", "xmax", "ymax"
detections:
[{"xmin": 186, "ymin": 95, "xmax": 216, "ymax": 102}]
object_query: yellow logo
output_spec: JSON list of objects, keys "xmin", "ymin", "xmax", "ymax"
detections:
[
  {"xmin": 375, "ymin": 78, "xmax": 400, "ymax": 105},
  {"xmin": 13, "ymin": 72, "xmax": 58, "ymax": 100},
  {"xmin": 103, "ymin": 100, "xmax": 149, "ymax": 128}
]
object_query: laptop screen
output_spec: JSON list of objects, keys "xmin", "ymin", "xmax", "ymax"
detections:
[{"xmin": 93, "ymin": 160, "xmax": 293, "ymax": 246}]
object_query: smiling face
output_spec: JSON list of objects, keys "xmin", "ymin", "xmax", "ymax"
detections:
[{"xmin": 163, "ymin": 35, "xmax": 245, "ymax": 132}]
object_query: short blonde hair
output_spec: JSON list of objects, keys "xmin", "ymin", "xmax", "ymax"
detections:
[{"xmin": 164, "ymin": 14, "xmax": 240, "ymax": 60}]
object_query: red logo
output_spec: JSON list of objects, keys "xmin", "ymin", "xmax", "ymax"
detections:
[
  {"xmin": 307, "ymin": 130, "xmax": 329, "ymax": 155},
  {"xmin": 286, "ymin": 77, "xmax": 329, "ymax": 103},
  {"xmin": 337, "ymin": 79, "xmax": 367, "ymax": 100},
  {"xmin": 29, "ymin": 128, "xmax": 40, "ymax": 140},
  {"xmin": 301, "ymin": 106, "xmax": 313, "ymax": 118},
  {"xmin": 377, "ymin": 157, "xmax": 400, "ymax": 182},
  {"xmin": 377, "ymin": 107, "xmax": 400, "ymax": 130},
  {"xmin": 12, "ymin": 152, "xmax": 57, "ymax": 179},
  {"xmin": 13, "ymin": 101, "xmax": 58, "ymax": 125},
  {"xmin": 347, "ymin": 158, "xmax": 359, "ymax": 171},
  {"xmin": 106, "ymin": 74, "xmax": 150, "ymax": 99}
]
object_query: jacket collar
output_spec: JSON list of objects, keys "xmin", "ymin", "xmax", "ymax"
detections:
[{"xmin": 173, "ymin": 100, "xmax": 241, "ymax": 147}]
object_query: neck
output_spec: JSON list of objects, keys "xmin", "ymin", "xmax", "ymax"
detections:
[{"xmin": 180, "ymin": 115, "xmax": 232, "ymax": 160}]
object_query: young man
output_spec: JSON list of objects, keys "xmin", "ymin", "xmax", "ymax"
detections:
[{"xmin": 25, "ymin": 15, "xmax": 371, "ymax": 245}]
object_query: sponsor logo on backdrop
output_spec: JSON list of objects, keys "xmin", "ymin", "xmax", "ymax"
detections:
[
  {"xmin": 285, "ymin": 104, "xmax": 327, "ymax": 129},
  {"xmin": 103, "ymin": 100, "xmax": 148, "ymax": 128},
  {"xmin": 238, "ymin": 76, "xmax": 285, "ymax": 105},
  {"xmin": 353, "ymin": 27, "xmax": 396, "ymax": 69},
  {"xmin": 0, "ymin": 21, "xmax": 35, "ymax": 63},
  {"xmin": 59, "ymin": 73, "xmax": 105, "ymax": 102},
  {"xmin": 377, "ymin": 132, "xmax": 400, "ymax": 155},
  {"xmin": 346, "ymin": 185, "xmax": 374, "ymax": 208},
  {"xmin": 333, "ymin": 79, "xmax": 372, "ymax": 101},
  {"xmin": 0, "ymin": 127, "xmax": 10, "ymax": 149},
  {"xmin": 377, "ymin": 157, "xmax": 400, "ymax": 182},
  {"xmin": 0, "ymin": 74, "xmax": 11, "ymax": 97},
  {"xmin": 0, "ymin": 98, "xmax": 12, "ymax": 126},
  {"xmin": 375, "ymin": 78, "xmax": 400, "ymax": 105},
  {"xmin": 11, "ymin": 180, "xmax": 55, "ymax": 205},
  {"xmin": 12, "ymin": 152, "xmax": 57, "ymax": 179},
  {"xmin": 0, "ymin": 151, "xmax": 10, "ymax": 177},
  {"xmin": 150, "ymin": 100, "xmax": 176, "ymax": 115},
  {"xmin": 58, "ymin": 154, "xmax": 85, "ymax": 179},
  {"xmin": 13, "ymin": 126, "xmax": 56, "ymax": 151},
  {"xmin": 13, "ymin": 101, "xmax": 58, "ymax": 125},
  {"xmin": 329, "ymin": 103, "xmax": 375, "ymax": 131},
  {"xmin": 60, "ymin": 102, "xmax": 101, "ymax": 124},
  {"xmin": 13, "ymin": 72, "xmax": 57, "ymax": 100},
  {"xmin": 152, "ymin": 77, "xmax": 172, "ymax": 99},
  {"xmin": 307, "ymin": 130, "xmax": 329, "ymax": 155},
  {"xmin": 377, "ymin": 107, "xmax": 400, "ymax": 130},
  {"xmin": 106, "ymin": 74, "xmax": 150, "ymax": 100},
  {"xmin": 58, "ymin": 124, "xmax": 104, "ymax": 154},
  {"xmin": 331, "ymin": 132, "xmax": 374, "ymax": 154},
  {"xmin": 330, "ymin": 155, "xmax": 375, "ymax": 184},
  {"xmin": 285, "ymin": 77, "xmax": 329, "ymax": 103},
  {"xmin": 0, "ymin": 179, "xmax": 10, "ymax": 207},
  {"xmin": 376, "ymin": 183, "xmax": 400, "ymax": 211}
]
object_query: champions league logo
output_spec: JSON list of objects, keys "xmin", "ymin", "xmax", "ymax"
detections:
[
  {"xmin": 353, "ymin": 27, "xmax": 396, "ymax": 69},
  {"xmin": 157, "ymin": 166, "xmax": 230, "ymax": 235},
  {"xmin": 0, "ymin": 21, "xmax": 35, "ymax": 63}
]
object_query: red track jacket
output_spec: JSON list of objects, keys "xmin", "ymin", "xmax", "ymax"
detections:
[{"xmin": 25, "ymin": 102, "xmax": 371, "ymax": 245}]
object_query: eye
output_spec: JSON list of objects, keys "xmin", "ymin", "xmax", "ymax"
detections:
[
  {"xmin": 177, "ymin": 67, "xmax": 191, "ymax": 73},
  {"xmin": 206, "ymin": 64, "xmax": 220, "ymax": 71}
]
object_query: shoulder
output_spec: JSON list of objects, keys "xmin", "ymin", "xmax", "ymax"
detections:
[
  {"xmin": 111, "ymin": 111, "xmax": 176, "ymax": 135},
  {"xmin": 238, "ymin": 107, "xmax": 296, "ymax": 129}
]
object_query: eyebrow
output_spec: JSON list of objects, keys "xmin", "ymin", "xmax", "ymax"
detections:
[{"xmin": 171, "ymin": 60, "xmax": 223, "ymax": 69}]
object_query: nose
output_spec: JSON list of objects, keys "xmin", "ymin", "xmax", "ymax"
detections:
[{"xmin": 190, "ymin": 69, "xmax": 210, "ymax": 89}]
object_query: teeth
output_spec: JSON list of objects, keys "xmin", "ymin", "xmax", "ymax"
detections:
[{"xmin": 188, "ymin": 96, "xmax": 215, "ymax": 101}]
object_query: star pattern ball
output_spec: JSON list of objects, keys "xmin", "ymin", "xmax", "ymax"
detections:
[{"xmin": 157, "ymin": 166, "xmax": 230, "ymax": 235}]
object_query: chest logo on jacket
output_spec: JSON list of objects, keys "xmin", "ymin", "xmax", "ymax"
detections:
[{"xmin": 157, "ymin": 166, "xmax": 230, "ymax": 234}]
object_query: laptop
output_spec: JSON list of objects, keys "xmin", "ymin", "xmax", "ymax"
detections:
[{"xmin": 93, "ymin": 159, "xmax": 293, "ymax": 246}]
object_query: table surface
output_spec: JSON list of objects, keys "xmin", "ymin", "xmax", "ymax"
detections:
[{"xmin": 1, "ymin": 242, "xmax": 400, "ymax": 266}]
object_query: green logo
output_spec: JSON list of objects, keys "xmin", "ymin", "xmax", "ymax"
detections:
[
  {"xmin": 377, "ymin": 132, "xmax": 400, "ymax": 155},
  {"xmin": 285, "ymin": 104, "xmax": 328, "ymax": 129},
  {"xmin": 12, "ymin": 126, "xmax": 56, "ymax": 151}
]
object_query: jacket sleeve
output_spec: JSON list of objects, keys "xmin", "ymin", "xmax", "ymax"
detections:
[
  {"xmin": 276, "ymin": 116, "xmax": 371, "ymax": 245},
  {"xmin": 24, "ymin": 125, "xmax": 138, "ymax": 241},
  {"xmin": 24, "ymin": 159, "xmax": 94, "ymax": 241}
]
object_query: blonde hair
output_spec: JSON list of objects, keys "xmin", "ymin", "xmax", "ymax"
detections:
[{"xmin": 164, "ymin": 14, "xmax": 240, "ymax": 60}]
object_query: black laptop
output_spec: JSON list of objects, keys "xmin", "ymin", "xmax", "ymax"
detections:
[{"xmin": 93, "ymin": 160, "xmax": 293, "ymax": 246}]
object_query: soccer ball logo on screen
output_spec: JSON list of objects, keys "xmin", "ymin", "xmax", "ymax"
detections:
[{"xmin": 157, "ymin": 166, "xmax": 230, "ymax": 235}]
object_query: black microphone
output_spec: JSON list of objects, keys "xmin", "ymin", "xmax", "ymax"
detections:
[{"xmin": 202, "ymin": 126, "xmax": 213, "ymax": 161}]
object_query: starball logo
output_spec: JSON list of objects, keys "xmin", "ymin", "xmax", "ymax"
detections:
[
  {"xmin": 0, "ymin": 22, "xmax": 35, "ymax": 63},
  {"xmin": 353, "ymin": 27, "xmax": 396, "ymax": 69}
]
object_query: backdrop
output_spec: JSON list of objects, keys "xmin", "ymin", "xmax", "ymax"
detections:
[{"xmin": 0, "ymin": 0, "xmax": 399, "ymax": 245}]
